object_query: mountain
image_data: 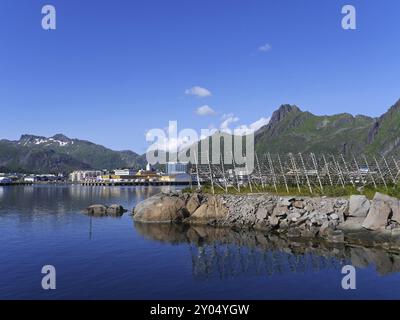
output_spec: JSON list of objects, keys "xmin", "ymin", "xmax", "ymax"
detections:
[
  {"xmin": 364, "ymin": 99, "xmax": 400, "ymax": 157},
  {"xmin": 0, "ymin": 134, "xmax": 146, "ymax": 174},
  {"xmin": 255, "ymin": 104, "xmax": 381, "ymax": 157}
]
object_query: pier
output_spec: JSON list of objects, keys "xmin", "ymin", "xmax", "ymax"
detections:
[
  {"xmin": 80, "ymin": 181, "xmax": 190, "ymax": 187},
  {"xmin": 0, "ymin": 181, "xmax": 33, "ymax": 186}
]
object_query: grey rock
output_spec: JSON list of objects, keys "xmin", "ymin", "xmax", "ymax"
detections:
[
  {"xmin": 106, "ymin": 204, "xmax": 126, "ymax": 217},
  {"xmin": 330, "ymin": 213, "xmax": 339, "ymax": 220},
  {"xmin": 292, "ymin": 200, "xmax": 304, "ymax": 209},
  {"xmin": 338, "ymin": 217, "xmax": 365, "ymax": 232},
  {"xmin": 372, "ymin": 193, "xmax": 400, "ymax": 224},
  {"xmin": 86, "ymin": 204, "xmax": 108, "ymax": 217},
  {"xmin": 349, "ymin": 195, "xmax": 370, "ymax": 217},
  {"xmin": 362, "ymin": 200, "xmax": 391, "ymax": 231},
  {"xmin": 287, "ymin": 212, "xmax": 302, "ymax": 222},
  {"xmin": 268, "ymin": 215, "xmax": 280, "ymax": 227}
]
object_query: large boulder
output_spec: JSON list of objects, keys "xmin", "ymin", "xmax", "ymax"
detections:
[
  {"xmin": 185, "ymin": 196, "xmax": 228, "ymax": 224},
  {"xmin": 373, "ymin": 192, "xmax": 400, "ymax": 224},
  {"xmin": 362, "ymin": 200, "xmax": 391, "ymax": 231},
  {"xmin": 338, "ymin": 217, "xmax": 365, "ymax": 232},
  {"xmin": 348, "ymin": 195, "xmax": 370, "ymax": 217},
  {"xmin": 133, "ymin": 193, "xmax": 189, "ymax": 223}
]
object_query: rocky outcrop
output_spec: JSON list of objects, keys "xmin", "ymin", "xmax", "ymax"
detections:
[
  {"xmin": 133, "ymin": 192, "xmax": 190, "ymax": 223},
  {"xmin": 132, "ymin": 191, "xmax": 400, "ymax": 248},
  {"xmin": 85, "ymin": 204, "xmax": 127, "ymax": 217},
  {"xmin": 185, "ymin": 196, "xmax": 228, "ymax": 224}
]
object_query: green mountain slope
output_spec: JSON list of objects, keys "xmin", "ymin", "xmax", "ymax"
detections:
[
  {"xmin": 0, "ymin": 134, "xmax": 146, "ymax": 173},
  {"xmin": 255, "ymin": 104, "xmax": 375, "ymax": 156}
]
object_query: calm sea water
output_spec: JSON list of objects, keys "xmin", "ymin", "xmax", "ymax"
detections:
[{"xmin": 1, "ymin": 185, "xmax": 400, "ymax": 300}]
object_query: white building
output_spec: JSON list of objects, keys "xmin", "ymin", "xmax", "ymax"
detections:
[
  {"xmin": 114, "ymin": 169, "xmax": 136, "ymax": 176},
  {"xmin": 69, "ymin": 170, "xmax": 102, "ymax": 182},
  {"xmin": 0, "ymin": 177, "xmax": 12, "ymax": 184}
]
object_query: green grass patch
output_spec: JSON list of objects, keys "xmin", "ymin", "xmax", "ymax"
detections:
[{"xmin": 183, "ymin": 184, "xmax": 400, "ymax": 199}]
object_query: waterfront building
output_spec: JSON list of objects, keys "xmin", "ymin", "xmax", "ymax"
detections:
[
  {"xmin": 160, "ymin": 173, "xmax": 191, "ymax": 183},
  {"xmin": 69, "ymin": 170, "xmax": 102, "ymax": 182},
  {"xmin": 166, "ymin": 162, "xmax": 190, "ymax": 175},
  {"xmin": 0, "ymin": 177, "xmax": 12, "ymax": 184},
  {"xmin": 114, "ymin": 169, "xmax": 137, "ymax": 176},
  {"xmin": 24, "ymin": 176, "xmax": 36, "ymax": 183}
]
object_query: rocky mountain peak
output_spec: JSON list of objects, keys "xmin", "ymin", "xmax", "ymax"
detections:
[
  {"xmin": 269, "ymin": 104, "xmax": 301, "ymax": 125},
  {"xmin": 51, "ymin": 134, "xmax": 71, "ymax": 142}
]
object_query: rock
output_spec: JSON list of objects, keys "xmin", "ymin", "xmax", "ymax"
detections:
[
  {"xmin": 86, "ymin": 204, "xmax": 108, "ymax": 217},
  {"xmin": 330, "ymin": 213, "xmax": 339, "ymax": 220},
  {"xmin": 279, "ymin": 197, "xmax": 294, "ymax": 207},
  {"xmin": 362, "ymin": 200, "xmax": 391, "ymax": 231},
  {"xmin": 338, "ymin": 217, "xmax": 365, "ymax": 232},
  {"xmin": 255, "ymin": 207, "xmax": 270, "ymax": 221},
  {"xmin": 292, "ymin": 200, "xmax": 304, "ymax": 209},
  {"xmin": 186, "ymin": 194, "xmax": 201, "ymax": 214},
  {"xmin": 304, "ymin": 205, "xmax": 314, "ymax": 212},
  {"xmin": 268, "ymin": 215, "xmax": 280, "ymax": 228},
  {"xmin": 106, "ymin": 204, "xmax": 126, "ymax": 217},
  {"xmin": 319, "ymin": 203, "xmax": 335, "ymax": 215},
  {"xmin": 372, "ymin": 193, "xmax": 400, "ymax": 224},
  {"xmin": 133, "ymin": 193, "xmax": 189, "ymax": 223},
  {"xmin": 273, "ymin": 205, "xmax": 288, "ymax": 217},
  {"xmin": 349, "ymin": 195, "xmax": 370, "ymax": 217},
  {"xmin": 287, "ymin": 212, "xmax": 302, "ymax": 222},
  {"xmin": 185, "ymin": 196, "xmax": 228, "ymax": 224}
]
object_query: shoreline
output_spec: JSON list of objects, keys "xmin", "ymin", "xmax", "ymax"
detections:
[{"xmin": 132, "ymin": 191, "xmax": 400, "ymax": 251}]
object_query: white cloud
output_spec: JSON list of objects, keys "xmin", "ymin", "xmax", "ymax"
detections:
[
  {"xmin": 258, "ymin": 43, "xmax": 272, "ymax": 52},
  {"xmin": 220, "ymin": 113, "xmax": 240, "ymax": 132},
  {"xmin": 219, "ymin": 114, "xmax": 270, "ymax": 135},
  {"xmin": 195, "ymin": 105, "xmax": 216, "ymax": 116},
  {"xmin": 235, "ymin": 117, "xmax": 271, "ymax": 135},
  {"xmin": 185, "ymin": 86, "xmax": 212, "ymax": 98}
]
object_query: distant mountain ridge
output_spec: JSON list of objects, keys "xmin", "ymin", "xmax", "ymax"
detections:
[
  {"xmin": 0, "ymin": 134, "xmax": 146, "ymax": 174},
  {"xmin": 1, "ymin": 99, "xmax": 400, "ymax": 173}
]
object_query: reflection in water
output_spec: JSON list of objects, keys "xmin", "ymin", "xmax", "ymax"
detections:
[{"xmin": 134, "ymin": 223, "xmax": 400, "ymax": 278}]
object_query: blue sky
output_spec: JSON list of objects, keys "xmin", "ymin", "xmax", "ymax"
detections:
[{"xmin": 0, "ymin": 0, "xmax": 399, "ymax": 153}]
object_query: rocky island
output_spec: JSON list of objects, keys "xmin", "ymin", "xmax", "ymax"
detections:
[{"xmin": 132, "ymin": 191, "xmax": 400, "ymax": 250}]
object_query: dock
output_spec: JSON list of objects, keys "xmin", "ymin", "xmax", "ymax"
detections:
[{"xmin": 80, "ymin": 181, "xmax": 190, "ymax": 187}]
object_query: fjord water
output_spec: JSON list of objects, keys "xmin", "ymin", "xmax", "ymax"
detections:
[{"xmin": 1, "ymin": 185, "xmax": 400, "ymax": 299}]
